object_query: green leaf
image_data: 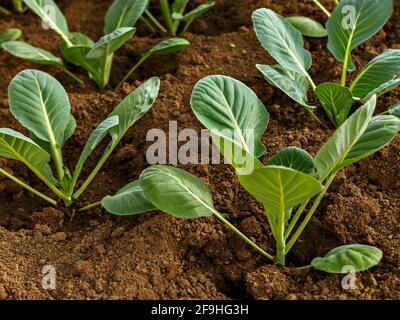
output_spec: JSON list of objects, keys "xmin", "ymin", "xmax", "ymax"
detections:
[
  {"xmin": 327, "ymin": 0, "xmax": 393, "ymax": 71},
  {"xmin": 0, "ymin": 128, "xmax": 50, "ymax": 168},
  {"xmin": 86, "ymin": 27, "xmax": 135, "ymax": 59},
  {"xmin": 12, "ymin": 0, "xmax": 24, "ymax": 12},
  {"xmin": 361, "ymin": 78, "xmax": 400, "ymax": 104},
  {"xmin": 140, "ymin": 165, "xmax": 214, "ymax": 218},
  {"xmin": 102, "ymin": 180, "xmax": 156, "ymax": 216},
  {"xmin": 389, "ymin": 103, "xmax": 400, "ymax": 117},
  {"xmin": 311, "ymin": 244, "xmax": 382, "ymax": 273},
  {"xmin": 252, "ymin": 8, "xmax": 312, "ymax": 77},
  {"xmin": 172, "ymin": 1, "xmax": 215, "ymax": 21},
  {"xmin": 108, "ymin": 77, "xmax": 160, "ymax": 141},
  {"xmin": 286, "ymin": 16, "xmax": 327, "ymax": 38},
  {"xmin": 239, "ymin": 166, "xmax": 322, "ymax": 226},
  {"xmin": 340, "ymin": 115, "xmax": 400, "ymax": 167},
  {"xmin": 73, "ymin": 116, "xmax": 119, "ymax": 179},
  {"xmin": 314, "ymin": 95, "xmax": 376, "ymax": 180},
  {"xmin": 2, "ymin": 41, "xmax": 64, "ymax": 67},
  {"xmin": 172, "ymin": 0, "xmax": 189, "ymax": 15},
  {"xmin": 350, "ymin": 49, "xmax": 400, "ymax": 98},
  {"xmin": 104, "ymin": 0, "xmax": 149, "ymax": 34},
  {"xmin": 0, "ymin": 28, "xmax": 21, "ymax": 45},
  {"xmin": 315, "ymin": 83, "xmax": 355, "ymax": 127},
  {"xmin": 256, "ymin": 64, "xmax": 311, "ymax": 108},
  {"xmin": 191, "ymin": 75, "xmax": 269, "ymax": 159},
  {"xmin": 23, "ymin": 0, "xmax": 70, "ymax": 42},
  {"xmin": 144, "ymin": 38, "xmax": 190, "ymax": 56},
  {"xmin": 267, "ymin": 147, "xmax": 315, "ymax": 174},
  {"xmin": 8, "ymin": 69, "xmax": 71, "ymax": 146}
]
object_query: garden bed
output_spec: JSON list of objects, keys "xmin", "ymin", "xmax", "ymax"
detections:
[{"xmin": 0, "ymin": 0, "xmax": 399, "ymax": 299}]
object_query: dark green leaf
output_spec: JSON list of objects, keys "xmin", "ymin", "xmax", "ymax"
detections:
[
  {"xmin": 267, "ymin": 147, "xmax": 315, "ymax": 174},
  {"xmin": 287, "ymin": 16, "xmax": 327, "ymax": 38},
  {"xmin": 144, "ymin": 38, "xmax": 190, "ymax": 56}
]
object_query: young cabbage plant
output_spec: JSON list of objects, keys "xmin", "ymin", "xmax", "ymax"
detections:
[
  {"xmin": 0, "ymin": 69, "xmax": 160, "ymax": 207},
  {"xmin": 13, "ymin": 0, "xmax": 187, "ymax": 89},
  {"xmin": 189, "ymin": 75, "xmax": 399, "ymax": 269},
  {"xmin": 253, "ymin": 1, "xmax": 399, "ymax": 128},
  {"xmin": 146, "ymin": 0, "xmax": 215, "ymax": 35},
  {"xmin": 0, "ymin": 28, "xmax": 21, "ymax": 45}
]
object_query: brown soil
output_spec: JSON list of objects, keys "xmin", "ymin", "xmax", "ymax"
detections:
[{"xmin": 0, "ymin": 0, "xmax": 399, "ymax": 300}]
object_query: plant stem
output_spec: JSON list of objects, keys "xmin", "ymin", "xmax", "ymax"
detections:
[
  {"xmin": 50, "ymin": 143, "xmax": 65, "ymax": 183},
  {"xmin": 140, "ymin": 16, "xmax": 156, "ymax": 33},
  {"xmin": 0, "ymin": 167, "xmax": 57, "ymax": 205},
  {"xmin": 116, "ymin": 53, "xmax": 151, "ymax": 89},
  {"xmin": 160, "ymin": 0, "xmax": 175, "ymax": 34},
  {"xmin": 332, "ymin": 0, "xmax": 339, "ymax": 5},
  {"xmin": 286, "ymin": 173, "xmax": 336, "ymax": 254},
  {"xmin": 100, "ymin": 50, "xmax": 113, "ymax": 89},
  {"xmin": 212, "ymin": 209, "xmax": 274, "ymax": 261},
  {"xmin": 145, "ymin": 9, "xmax": 167, "ymax": 33},
  {"xmin": 0, "ymin": 6, "xmax": 11, "ymax": 14},
  {"xmin": 297, "ymin": 264, "xmax": 312, "ymax": 270},
  {"xmin": 379, "ymin": 110, "xmax": 389, "ymax": 115},
  {"xmin": 79, "ymin": 200, "xmax": 102, "ymax": 212},
  {"xmin": 276, "ymin": 208, "xmax": 286, "ymax": 266},
  {"xmin": 181, "ymin": 17, "xmax": 195, "ymax": 34},
  {"xmin": 285, "ymin": 200, "xmax": 310, "ymax": 240},
  {"xmin": 61, "ymin": 67, "xmax": 84, "ymax": 84},
  {"xmin": 306, "ymin": 108, "xmax": 322, "ymax": 124},
  {"xmin": 341, "ymin": 60, "xmax": 348, "ymax": 86},
  {"xmin": 312, "ymin": 0, "xmax": 331, "ymax": 17}
]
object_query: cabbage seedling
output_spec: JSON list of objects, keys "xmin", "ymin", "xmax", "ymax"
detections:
[
  {"xmin": 0, "ymin": 69, "xmax": 160, "ymax": 206},
  {"xmin": 253, "ymin": 1, "xmax": 399, "ymax": 127},
  {"xmin": 145, "ymin": 0, "xmax": 215, "ymax": 35}
]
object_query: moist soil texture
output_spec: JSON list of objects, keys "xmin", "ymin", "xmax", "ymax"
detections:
[{"xmin": 0, "ymin": 0, "xmax": 399, "ymax": 299}]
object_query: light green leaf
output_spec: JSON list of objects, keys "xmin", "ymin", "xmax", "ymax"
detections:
[
  {"xmin": 2, "ymin": 41, "xmax": 64, "ymax": 67},
  {"xmin": 108, "ymin": 77, "xmax": 160, "ymax": 141},
  {"xmin": 340, "ymin": 115, "xmax": 400, "ymax": 167},
  {"xmin": 104, "ymin": 0, "xmax": 149, "ymax": 34},
  {"xmin": 86, "ymin": 27, "xmax": 135, "ymax": 59},
  {"xmin": 0, "ymin": 28, "xmax": 21, "ymax": 45},
  {"xmin": 314, "ymin": 95, "xmax": 376, "ymax": 180},
  {"xmin": 256, "ymin": 64, "xmax": 310, "ymax": 108},
  {"xmin": 315, "ymin": 82, "xmax": 355, "ymax": 127},
  {"xmin": 63, "ymin": 114, "xmax": 76, "ymax": 142},
  {"xmin": 73, "ymin": 116, "xmax": 119, "ymax": 180},
  {"xmin": 267, "ymin": 147, "xmax": 315, "ymax": 175},
  {"xmin": 389, "ymin": 103, "xmax": 400, "ymax": 118},
  {"xmin": 361, "ymin": 78, "xmax": 400, "ymax": 104},
  {"xmin": 327, "ymin": 0, "xmax": 393, "ymax": 71},
  {"xmin": 252, "ymin": 8, "xmax": 312, "ymax": 76},
  {"xmin": 239, "ymin": 166, "xmax": 322, "ymax": 226},
  {"xmin": 8, "ymin": 69, "xmax": 71, "ymax": 146},
  {"xmin": 0, "ymin": 128, "xmax": 50, "ymax": 167},
  {"xmin": 191, "ymin": 75, "xmax": 269, "ymax": 159},
  {"xmin": 311, "ymin": 244, "xmax": 382, "ymax": 273},
  {"xmin": 23, "ymin": 0, "xmax": 70, "ymax": 42},
  {"xmin": 144, "ymin": 38, "xmax": 190, "ymax": 56},
  {"xmin": 102, "ymin": 180, "xmax": 156, "ymax": 215},
  {"xmin": 172, "ymin": 1, "xmax": 215, "ymax": 21},
  {"xmin": 140, "ymin": 165, "xmax": 214, "ymax": 218},
  {"xmin": 350, "ymin": 49, "xmax": 400, "ymax": 98},
  {"xmin": 172, "ymin": 0, "xmax": 189, "ymax": 15},
  {"xmin": 287, "ymin": 16, "xmax": 327, "ymax": 38}
]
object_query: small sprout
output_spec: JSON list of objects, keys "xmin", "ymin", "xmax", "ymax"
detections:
[{"xmin": 229, "ymin": 43, "xmax": 236, "ymax": 48}]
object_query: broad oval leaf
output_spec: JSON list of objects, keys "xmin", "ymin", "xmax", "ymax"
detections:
[
  {"xmin": 104, "ymin": 0, "xmax": 149, "ymax": 34},
  {"xmin": 2, "ymin": 41, "xmax": 64, "ymax": 67},
  {"xmin": 311, "ymin": 244, "xmax": 382, "ymax": 273},
  {"xmin": 0, "ymin": 128, "xmax": 50, "ymax": 167},
  {"xmin": 389, "ymin": 103, "xmax": 400, "ymax": 118},
  {"xmin": 256, "ymin": 64, "xmax": 310, "ymax": 108},
  {"xmin": 172, "ymin": 1, "xmax": 215, "ymax": 21},
  {"xmin": 8, "ymin": 69, "xmax": 71, "ymax": 145},
  {"xmin": 314, "ymin": 95, "xmax": 376, "ymax": 180},
  {"xmin": 145, "ymin": 38, "xmax": 190, "ymax": 56},
  {"xmin": 340, "ymin": 115, "xmax": 400, "ymax": 167},
  {"xmin": 327, "ymin": 0, "xmax": 393, "ymax": 71},
  {"xmin": 350, "ymin": 49, "xmax": 400, "ymax": 98},
  {"xmin": 108, "ymin": 77, "xmax": 160, "ymax": 140},
  {"xmin": 315, "ymin": 82, "xmax": 355, "ymax": 127},
  {"xmin": 102, "ymin": 180, "xmax": 156, "ymax": 216},
  {"xmin": 0, "ymin": 28, "xmax": 21, "ymax": 45},
  {"xmin": 23, "ymin": 0, "xmax": 70, "ymax": 41},
  {"xmin": 239, "ymin": 166, "xmax": 322, "ymax": 225},
  {"xmin": 191, "ymin": 75, "xmax": 269, "ymax": 158},
  {"xmin": 86, "ymin": 27, "xmax": 135, "ymax": 59},
  {"xmin": 287, "ymin": 16, "xmax": 327, "ymax": 38},
  {"xmin": 360, "ymin": 78, "xmax": 400, "ymax": 103},
  {"xmin": 140, "ymin": 165, "xmax": 214, "ymax": 218},
  {"xmin": 267, "ymin": 147, "xmax": 315, "ymax": 174},
  {"xmin": 252, "ymin": 8, "xmax": 312, "ymax": 76},
  {"xmin": 60, "ymin": 32, "xmax": 94, "ymax": 65}
]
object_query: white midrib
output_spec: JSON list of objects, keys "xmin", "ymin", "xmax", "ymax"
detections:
[{"xmin": 342, "ymin": 6, "xmax": 364, "ymax": 73}]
